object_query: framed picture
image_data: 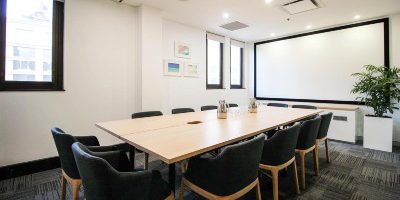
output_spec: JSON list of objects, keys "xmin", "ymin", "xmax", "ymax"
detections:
[
  {"xmin": 184, "ymin": 62, "xmax": 199, "ymax": 77},
  {"xmin": 175, "ymin": 41, "xmax": 191, "ymax": 59},
  {"xmin": 164, "ymin": 60, "xmax": 183, "ymax": 76}
]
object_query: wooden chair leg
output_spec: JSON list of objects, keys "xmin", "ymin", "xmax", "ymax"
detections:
[
  {"xmin": 179, "ymin": 180, "xmax": 185, "ymax": 200},
  {"xmin": 299, "ymin": 152, "xmax": 306, "ymax": 190},
  {"xmin": 256, "ymin": 180, "xmax": 262, "ymax": 200},
  {"xmin": 61, "ymin": 176, "xmax": 66, "ymax": 200},
  {"xmin": 325, "ymin": 139, "xmax": 330, "ymax": 163},
  {"xmin": 313, "ymin": 145, "xmax": 319, "ymax": 176},
  {"xmin": 72, "ymin": 181, "xmax": 81, "ymax": 200},
  {"xmin": 271, "ymin": 169, "xmax": 279, "ymax": 200},
  {"xmin": 144, "ymin": 153, "xmax": 149, "ymax": 170},
  {"xmin": 292, "ymin": 160, "xmax": 300, "ymax": 195},
  {"xmin": 165, "ymin": 192, "xmax": 175, "ymax": 200}
]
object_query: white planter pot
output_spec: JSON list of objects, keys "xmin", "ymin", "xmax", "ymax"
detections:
[{"xmin": 363, "ymin": 115, "xmax": 393, "ymax": 152}]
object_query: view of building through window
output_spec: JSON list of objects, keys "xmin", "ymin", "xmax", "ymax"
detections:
[{"xmin": 5, "ymin": 0, "xmax": 53, "ymax": 82}]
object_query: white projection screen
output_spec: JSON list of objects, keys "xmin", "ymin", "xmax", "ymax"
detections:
[{"xmin": 255, "ymin": 19, "xmax": 388, "ymax": 104}]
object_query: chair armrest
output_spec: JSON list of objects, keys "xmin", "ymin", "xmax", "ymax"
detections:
[
  {"xmin": 111, "ymin": 143, "xmax": 130, "ymax": 152},
  {"xmin": 75, "ymin": 136, "xmax": 100, "ymax": 146},
  {"xmin": 88, "ymin": 144, "xmax": 130, "ymax": 153},
  {"xmin": 87, "ymin": 145, "xmax": 115, "ymax": 152},
  {"xmin": 92, "ymin": 150, "xmax": 121, "ymax": 167}
]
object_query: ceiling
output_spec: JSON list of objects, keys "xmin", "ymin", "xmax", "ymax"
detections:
[{"xmin": 124, "ymin": 0, "xmax": 400, "ymax": 42}]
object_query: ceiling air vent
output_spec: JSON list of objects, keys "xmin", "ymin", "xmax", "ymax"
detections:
[
  {"xmin": 220, "ymin": 21, "xmax": 249, "ymax": 31},
  {"xmin": 281, "ymin": 0, "xmax": 321, "ymax": 15}
]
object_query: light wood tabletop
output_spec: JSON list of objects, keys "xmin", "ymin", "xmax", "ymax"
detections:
[
  {"xmin": 95, "ymin": 109, "xmax": 223, "ymax": 138},
  {"xmin": 96, "ymin": 106, "xmax": 321, "ymax": 164}
]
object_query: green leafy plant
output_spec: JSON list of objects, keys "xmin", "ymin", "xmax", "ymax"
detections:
[{"xmin": 351, "ymin": 65, "xmax": 400, "ymax": 117}]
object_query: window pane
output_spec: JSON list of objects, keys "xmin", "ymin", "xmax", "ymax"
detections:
[
  {"xmin": 43, "ymin": 62, "xmax": 51, "ymax": 71},
  {"xmin": 207, "ymin": 39, "xmax": 222, "ymax": 85},
  {"xmin": 13, "ymin": 74, "xmax": 35, "ymax": 81},
  {"xmin": 43, "ymin": 75, "xmax": 51, "ymax": 81},
  {"xmin": 231, "ymin": 45, "xmax": 242, "ymax": 86},
  {"xmin": 5, "ymin": 0, "xmax": 53, "ymax": 82}
]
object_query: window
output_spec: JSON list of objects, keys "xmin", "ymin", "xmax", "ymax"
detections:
[
  {"xmin": 43, "ymin": 62, "xmax": 51, "ymax": 71},
  {"xmin": 230, "ymin": 40, "xmax": 244, "ymax": 89},
  {"xmin": 13, "ymin": 60, "xmax": 35, "ymax": 70},
  {"xmin": 206, "ymin": 33, "xmax": 224, "ymax": 89},
  {"xmin": 0, "ymin": 0, "xmax": 64, "ymax": 91}
]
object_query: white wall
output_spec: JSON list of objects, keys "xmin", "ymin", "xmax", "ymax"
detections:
[
  {"xmin": 0, "ymin": 2, "xmax": 253, "ymax": 167},
  {"xmin": 3, "ymin": 2, "xmax": 397, "ymax": 167},
  {"xmin": 389, "ymin": 14, "xmax": 400, "ymax": 142},
  {"xmin": 0, "ymin": 0, "xmax": 137, "ymax": 166},
  {"xmin": 161, "ymin": 20, "xmax": 249, "ymax": 113},
  {"xmin": 247, "ymin": 42, "xmax": 255, "ymax": 100},
  {"xmin": 138, "ymin": 5, "xmax": 163, "ymax": 111}
]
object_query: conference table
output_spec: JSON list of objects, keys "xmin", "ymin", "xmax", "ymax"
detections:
[{"xmin": 95, "ymin": 106, "xmax": 321, "ymax": 192}]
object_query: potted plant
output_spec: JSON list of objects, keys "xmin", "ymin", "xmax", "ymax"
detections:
[{"xmin": 351, "ymin": 65, "xmax": 400, "ymax": 152}]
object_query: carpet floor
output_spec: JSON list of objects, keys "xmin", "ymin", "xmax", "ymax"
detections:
[{"xmin": 1, "ymin": 141, "xmax": 399, "ymax": 200}]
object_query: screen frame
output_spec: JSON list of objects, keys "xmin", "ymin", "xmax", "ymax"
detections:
[{"xmin": 254, "ymin": 18, "xmax": 389, "ymax": 105}]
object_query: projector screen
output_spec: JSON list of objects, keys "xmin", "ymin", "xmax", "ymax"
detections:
[{"xmin": 255, "ymin": 19, "xmax": 388, "ymax": 104}]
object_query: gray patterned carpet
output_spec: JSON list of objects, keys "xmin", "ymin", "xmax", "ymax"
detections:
[{"xmin": 1, "ymin": 141, "xmax": 399, "ymax": 200}]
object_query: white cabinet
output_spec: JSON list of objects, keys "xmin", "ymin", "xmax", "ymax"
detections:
[{"xmin": 326, "ymin": 109, "xmax": 361, "ymax": 143}]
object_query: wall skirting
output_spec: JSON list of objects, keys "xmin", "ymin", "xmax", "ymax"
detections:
[{"xmin": 0, "ymin": 157, "xmax": 60, "ymax": 181}]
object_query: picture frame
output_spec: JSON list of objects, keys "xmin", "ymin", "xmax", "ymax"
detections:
[
  {"xmin": 175, "ymin": 41, "xmax": 191, "ymax": 59},
  {"xmin": 184, "ymin": 62, "xmax": 199, "ymax": 77},
  {"xmin": 164, "ymin": 60, "xmax": 183, "ymax": 76}
]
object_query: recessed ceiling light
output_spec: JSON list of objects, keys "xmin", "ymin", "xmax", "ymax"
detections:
[
  {"xmin": 265, "ymin": 0, "xmax": 273, "ymax": 4},
  {"xmin": 223, "ymin": 12, "xmax": 230, "ymax": 19},
  {"xmin": 354, "ymin": 15, "xmax": 361, "ymax": 19},
  {"xmin": 306, "ymin": 25, "xmax": 312, "ymax": 29},
  {"xmin": 270, "ymin": 33, "xmax": 276, "ymax": 37}
]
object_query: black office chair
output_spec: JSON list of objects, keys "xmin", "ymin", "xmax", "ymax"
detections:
[
  {"xmin": 132, "ymin": 111, "xmax": 163, "ymax": 119},
  {"xmin": 292, "ymin": 105, "xmax": 317, "ymax": 109},
  {"xmin": 180, "ymin": 135, "xmax": 265, "ymax": 199},
  {"xmin": 259, "ymin": 124, "xmax": 301, "ymax": 200},
  {"xmin": 72, "ymin": 143, "xmax": 174, "ymax": 200},
  {"xmin": 267, "ymin": 103, "xmax": 289, "ymax": 108},
  {"xmin": 295, "ymin": 116, "xmax": 322, "ymax": 189},
  {"xmin": 292, "ymin": 105, "xmax": 318, "ymax": 122},
  {"xmin": 172, "ymin": 108, "xmax": 195, "ymax": 114},
  {"xmin": 131, "ymin": 111, "xmax": 164, "ymax": 169},
  {"xmin": 201, "ymin": 105, "xmax": 218, "ymax": 111},
  {"xmin": 228, "ymin": 103, "xmax": 238, "ymax": 107},
  {"xmin": 265, "ymin": 103, "xmax": 289, "ymax": 138},
  {"xmin": 51, "ymin": 128, "xmax": 128, "ymax": 200},
  {"xmin": 316, "ymin": 112, "xmax": 333, "ymax": 164}
]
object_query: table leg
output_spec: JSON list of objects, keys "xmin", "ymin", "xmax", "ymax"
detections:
[
  {"xmin": 169, "ymin": 163, "xmax": 176, "ymax": 193},
  {"xmin": 129, "ymin": 145, "xmax": 136, "ymax": 168}
]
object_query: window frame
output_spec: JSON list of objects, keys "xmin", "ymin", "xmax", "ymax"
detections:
[
  {"xmin": 206, "ymin": 35, "xmax": 224, "ymax": 89},
  {"xmin": 230, "ymin": 43, "xmax": 244, "ymax": 89},
  {"xmin": 0, "ymin": 0, "xmax": 64, "ymax": 91}
]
